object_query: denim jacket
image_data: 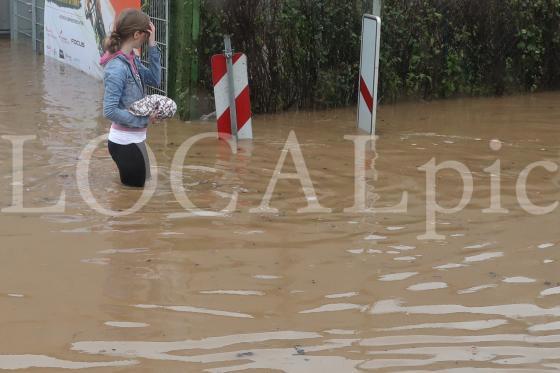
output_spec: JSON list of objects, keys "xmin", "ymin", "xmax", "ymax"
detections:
[{"xmin": 102, "ymin": 45, "xmax": 161, "ymax": 129}]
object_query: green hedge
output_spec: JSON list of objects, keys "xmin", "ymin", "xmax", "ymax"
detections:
[{"xmin": 193, "ymin": 0, "xmax": 560, "ymax": 115}]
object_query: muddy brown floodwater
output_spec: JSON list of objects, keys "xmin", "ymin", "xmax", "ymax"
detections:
[{"xmin": 1, "ymin": 38, "xmax": 560, "ymax": 372}]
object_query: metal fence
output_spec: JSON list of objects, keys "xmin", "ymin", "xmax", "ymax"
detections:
[
  {"xmin": 10, "ymin": 0, "xmax": 44, "ymax": 52},
  {"xmin": 34, "ymin": 0, "xmax": 44, "ymax": 51},
  {"xmin": 141, "ymin": 0, "xmax": 169, "ymax": 95},
  {"xmin": 11, "ymin": 0, "xmax": 32, "ymax": 40}
]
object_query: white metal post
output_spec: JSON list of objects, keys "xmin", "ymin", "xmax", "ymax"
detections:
[
  {"xmin": 31, "ymin": 0, "xmax": 36, "ymax": 51},
  {"xmin": 10, "ymin": 0, "xmax": 17, "ymax": 40},
  {"xmin": 372, "ymin": 0, "xmax": 382, "ymax": 17}
]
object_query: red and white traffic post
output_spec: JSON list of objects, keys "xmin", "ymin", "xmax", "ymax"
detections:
[
  {"xmin": 357, "ymin": 15, "xmax": 381, "ymax": 135},
  {"xmin": 211, "ymin": 36, "xmax": 253, "ymax": 141}
]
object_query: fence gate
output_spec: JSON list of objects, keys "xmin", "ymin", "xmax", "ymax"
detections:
[{"xmin": 141, "ymin": 0, "xmax": 169, "ymax": 95}]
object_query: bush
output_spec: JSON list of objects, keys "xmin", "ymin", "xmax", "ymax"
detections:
[{"xmin": 194, "ymin": 0, "xmax": 560, "ymax": 114}]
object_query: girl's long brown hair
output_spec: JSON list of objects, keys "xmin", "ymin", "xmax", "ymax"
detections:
[{"xmin": 103, "ymin": 9, "xmax": 150, "ymax": 54}]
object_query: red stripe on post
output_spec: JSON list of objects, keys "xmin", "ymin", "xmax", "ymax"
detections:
[
  {"xmin": 216, "ymin": 86, "xmax": 251, "ymax": 135},
  {"xmin": 235, "ymin": 85, "xmax": 251, "ymax": 129},
  {"xmin": 359, "ymin": 76, "xmax": 374, "ymax": 113},
  {"xmin": 211, "ymin": 55, "xmax": 227, "ymax": 86},
  {"xmin": 217, "ymin": 108, "xmax": 231, "ymax": 134},
  {"xmin": 232, "ymin": 53, "xmax": 242, "ymax": 64},
  {"xmin": 211, "ymin": 53, "xmax": 245, "ymax": 86}
]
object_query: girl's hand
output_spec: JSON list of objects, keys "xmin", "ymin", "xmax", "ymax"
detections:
[{"xmin": 147, "ymin": 22, "xmax": 156, "ymax": 47}]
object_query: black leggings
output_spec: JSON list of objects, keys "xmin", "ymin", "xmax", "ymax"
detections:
[{"xmin": 108, "ymin": 140, "xmax": 151, "ymax": 187}]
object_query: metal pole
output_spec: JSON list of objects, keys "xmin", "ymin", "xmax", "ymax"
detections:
[
  {"xmin": 11, "ymin": 0, "xmax": 18, "ymax": 40},
  {"xmin": 31, "ymin": 0, "xmax": 36, "ymax": 51},
  {"xmin": 372, "ymin": 0, "xmax": 382, "ymax": 17},
  {"xmin": 224, "ymin": 35, "xmax": 238, "ymax": 140},
  {"xmin": 189, "ymin": 0, "xmax": 200, "ymax": 118},
  {"xmin": 164, "ymin": 0, "xmax": 169, "ymax": 94}
]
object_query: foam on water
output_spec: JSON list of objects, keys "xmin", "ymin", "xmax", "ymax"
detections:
[
  {"xmin": 407, "ymin": 282, "xmax": 448, "ymax": 291},
  {"xmin": 105, "ymin": 322, "xmax": 149, "ymax": 328},
  {"xmin": 464, "ymin": 252, "xmax": 503, "ymax": 263},
  {"xmin": 199, "ymin": 290, "xmax": 265, "ymax": 296},
  {"xmin": 325, "ymin": 292, "xmax": 359, "ymax": 299},
  {"xmin": 364, "ymin": 235, "xmax": 387, "ymax": 241},
  {"xmin": 379, "ymin": 272, "xmax": 418, "ymax": 282},
  {"xmin": 300, "ymin": 303, "xmax": 368, "ymax": 313},
  {"xmin": 134, "ymin": 304, "xmax": 254, "ymax": 318}
]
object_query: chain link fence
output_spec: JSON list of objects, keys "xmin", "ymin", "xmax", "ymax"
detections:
[
  {"xmin": 141, "ymin": 0, "xmax": 169, "ymax": 95},
  {"xmin": 10, "ymin": 0, "xmax": 43, "ymax": 51}
]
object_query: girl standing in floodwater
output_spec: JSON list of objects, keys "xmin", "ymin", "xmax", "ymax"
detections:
[{"xmin": 100, "ymin": 9, "xmax": 161, "ymax": 187}]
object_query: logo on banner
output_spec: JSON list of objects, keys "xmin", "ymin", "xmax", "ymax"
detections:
[
  {"xmin": 59, "ymin": 14, "xmax": 84, "ymax": 25},
  {"xmin": 71, "ymin": 39, "xmax": 85, "ymax": 48},
  {"xmin": 46, "ymin": 0, "xmax": 81, "ymax": 9},
  {"xmin": 58, "ymin": 30, "xmax": 70, "ymax": 44}
]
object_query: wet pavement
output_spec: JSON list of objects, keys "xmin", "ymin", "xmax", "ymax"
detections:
[{"xmin": 1, "ymin": 38, "xmax": 560, "ymax": 371}]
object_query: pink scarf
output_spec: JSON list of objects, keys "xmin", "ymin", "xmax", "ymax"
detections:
[{"xmin": 99, "ymin": 50, "xmax": 138, "ymax": 74}]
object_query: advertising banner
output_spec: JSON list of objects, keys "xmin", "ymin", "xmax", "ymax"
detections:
[{"xmin": 44, "ymin": 0, "xmax": 140, "ymax": 79}]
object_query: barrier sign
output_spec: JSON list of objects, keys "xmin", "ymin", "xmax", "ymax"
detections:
[
  {"xmin": 357, "ymin": 14, "xmax": 381, "ymax": 134},
  {"xmin": 211, "ymin": 52, "xmax": 253, "ymax": 140}
]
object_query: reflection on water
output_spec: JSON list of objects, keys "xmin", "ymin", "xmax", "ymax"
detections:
[{"xmin": 1, "ymin": 39, "xmax": 560, "ymax": 371}]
